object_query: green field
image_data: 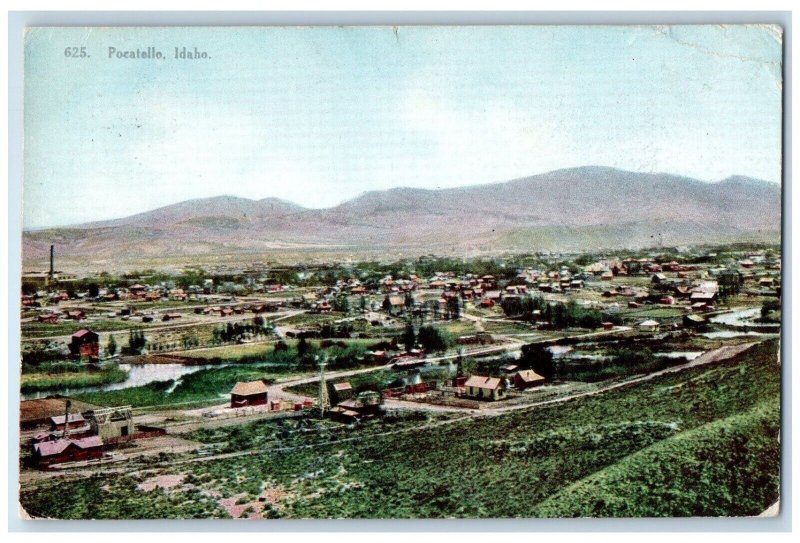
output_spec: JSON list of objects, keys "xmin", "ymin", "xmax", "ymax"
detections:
[
  {"xmin": 22, "ymin": 338, "xmax": 780, "ymax": 519},
  {"xmin": 21, "ymin": 319, "xmax": 142, "ymax": 338},
  {"xmin": 72, "ymin": 365, "xmax": 310, "ymax": 408},
  {"xmin": 21, "ymin": 365, "xmax": 129, "ymax": 393}
]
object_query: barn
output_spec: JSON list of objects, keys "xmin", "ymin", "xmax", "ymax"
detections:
[
  {"xmin": 32, "ymin": 436, "xmax": 104, "ymax": 469},
  {"xmin": 513, "ymin": 369, "xmax": 546, "ymax": 390},
  {"xmin": 49, "ymin": 413, "xmax": 87, "ymax": 433},
  {"xmin": 69, "ymin": 329, "xmax": 99, "ymax": 358},
  {"xmin": 230, "ymin": 380, "xmax": 269, "ymax": 408}
]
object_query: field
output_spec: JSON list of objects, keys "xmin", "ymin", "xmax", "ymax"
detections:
[
  {"xmin": 21, "ymin": 365, "xmax": 128, "ymax": 393},
  {"xmin": 20, "ymin": 339, "xmax": 780, "ymax": 519},
  {"xmin": 72, "ymin": 365, "xmax": 309, "ymax": 408}
]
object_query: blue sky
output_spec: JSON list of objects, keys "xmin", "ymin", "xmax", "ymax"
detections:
[{"xmin": 24, "ymin": 25, "xmax": 783, "ymax": 228}]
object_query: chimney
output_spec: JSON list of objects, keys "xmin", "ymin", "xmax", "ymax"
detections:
[
  {"xmin": 49, "ymin": 244, "xmax": 55, "ymax": 280},
  {"xmin": 62, "ymin": 399, "xmax": 72, "ymax": 439}
]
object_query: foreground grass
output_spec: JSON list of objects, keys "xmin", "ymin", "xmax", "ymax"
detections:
[
  {"xmin": 22, "ymin": 339, "xmax": 780, "ymax": 519},
  {"xmin": 532, "ymin": 401, "xmax": 779, "ymax": 517}
]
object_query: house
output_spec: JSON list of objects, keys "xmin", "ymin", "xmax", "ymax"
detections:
[
  {"xmin": 499, "ymin": 364, "xmax": 519, "ymax": 376},
  {"xmin": 329, "ymin": 391, "xmax": 382, "ymax": 421},
  {"xmin": 314, "ymin": 301, "xmax": 332, "ymax": 314},
  {"xmin": 601, "ymin": 321, "xmax": 615, "ymax": 330},
  {"xmin": 331, "ymin": 382, "xmax": 354, "ymax": 404},
  {"xmin": 639, "ymin": 320, "xmax": 660, "ymax": 332},
  {"xmin": 600, "ymin": 271, "xmax": 614, "ymax": 281},
  {"xmin": 49, "ymin": 413, "xmax": 86, "ymax": 433},
  {"xmin": 230, "ymin": 380, "xmax": 269, "ymax": 408},
  {"xmin": 651, "ymin": 273, "xmax": 668, "ymax": 285},
  {"xmin": 38, "ymin": 313, "xmax": 59, "ymax": 323},
  {"xmin": 65, "ymin": 310, "xmax": 86, "ymax": 321},
  {"xmin": 683, "ymin": 314, "xmax": 707, "ymax": 328},
  {"xmin": 463, "ymin": 375, "xmax": 506, "ymax": 401},
  {"xmin": 32, "ymin": 436, "xmax": 104, "ymax": 469},
  {"xmin": 69, "ymin": 328, "xmax": 99, "ymax": 358},
  {"xmin": 162, "ymin": 312, "xmax": 182, "ymax": 321},
  {"xmin": 129, "ymin": 284, "xmax": 147, "ymax": 297},
  {"xmin": 513, "ymin": 369, "xmax": 546, "ymax": 390}
]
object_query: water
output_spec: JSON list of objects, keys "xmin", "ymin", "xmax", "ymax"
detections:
[
  {"xmin": 21, "ymin": 363, "xmax": 222, "ymax": 400},
  {"xmin": 548, "ymin": 345, "xmax": 573, "ymax": 357},
  {"xmin": 710, "ymin": 307, "xmax": 777, "ymax": 328},
  {"xmin": 655, "ymin": 351, "xmax": 704, "ymax": 360},
  {"xmin": 701, "ymin": 330, "xmax": 776, "ymax": 339}
]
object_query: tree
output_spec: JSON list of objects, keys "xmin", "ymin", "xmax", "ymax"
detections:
[
  {"xmin": 417, "ymin": 325, "xmax": 452, "ymax": 353},
  {"xmin": 446, "ymin": 296, "xmax": 461, "ymax": 320},
  {"xmin": 297, "ymin": 336, "xmax": 309, "ymax": 358},
  {"xmin": 106, "ymin": 335, "xmax": 117, "ymax": 357},
  {"xmin": 333, "ymin": 294, "xmax": 351, "ymax": 313},
  {"xmin": 519, "ymin": 343, "xmax": 555, "ymax": 380},
  {"xmin": 719, "ymin": 270, "xmax": 742, "ymax": 299},
  {"xmin": 403, "ymin": 322, "xmax": 417, "ymax": 352}
]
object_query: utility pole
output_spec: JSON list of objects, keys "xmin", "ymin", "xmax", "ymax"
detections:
[{"xmin": 317, "ymin": 356, "xmax": 329, "ymax": 418}]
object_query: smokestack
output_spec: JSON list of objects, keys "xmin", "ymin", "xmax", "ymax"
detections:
[
  {"xmin": 49, "ymin": 244, "xmax": 54, "ymax": 280},
  {"xmin": 62, "ymin": 399, "xmax": 71, "ymax": 439}
]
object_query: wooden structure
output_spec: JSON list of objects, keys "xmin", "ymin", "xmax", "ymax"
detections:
[
  {"xmin": 513, "ymin": 369, "xmax": 546, "ymax": 390},
  {"xmin": 69, "ymin": 328, "xmax": 99, "ymax": 358},
  {"xmin": 230, "ymin": 380, "xmax": 268, "ymax": 407},
  {"xmin": 32, "ymin": 436, "xmax": 104, "ymax": 469},
  {"xmin": 463, "ymin": 375, "xmax": 506, "ymax": 401}
]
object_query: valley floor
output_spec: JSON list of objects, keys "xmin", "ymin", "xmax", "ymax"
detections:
[{"xmin": 19, "ymin": 338, "xmax": 780, "ymax": 519}]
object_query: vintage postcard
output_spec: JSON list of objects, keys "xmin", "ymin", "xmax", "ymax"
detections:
[{"xmin": 18, "ymin": 25, "xmax": 782, "ymax": 520}]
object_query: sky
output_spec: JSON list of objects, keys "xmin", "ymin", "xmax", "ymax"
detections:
[{"xmin": 23, "ymin": 25, "xmax": 783, "ymax": 228}]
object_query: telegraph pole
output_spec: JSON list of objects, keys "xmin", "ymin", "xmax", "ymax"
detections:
[{"xmin": 317, "ymin": 356, "xmax": 329, "ymax": 418}]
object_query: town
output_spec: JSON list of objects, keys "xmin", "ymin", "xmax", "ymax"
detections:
[{"xmin": 19, "ymin": 242, "xmax": 781, "ymax": 518}]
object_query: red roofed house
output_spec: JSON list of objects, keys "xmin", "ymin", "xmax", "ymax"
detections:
[
  {"xmin": 513, "ymin": 369, "xmax": 546, "ymax": 390},
  {"xmin": 69, "ymin": 328, "xmax": 99, "ymax": 358},
  {"xmin": 49, "ymin": 413, "xmax": 86, "ymax": 433},
  {"xmin": 32, "ymin": 436, "xmax": 104, "ymax": 469},
  {"xmin": 463, "ymin": 375, "xmax": 506, "ymax": 401},
  {"xmin": 230, "ymin": 380, "xmax": 269, "ymax": 408}
]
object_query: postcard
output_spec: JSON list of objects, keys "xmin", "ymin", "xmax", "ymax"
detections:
[{"xmin": 18, "ymin": 24, "xmax": 782, "ymax": 520}]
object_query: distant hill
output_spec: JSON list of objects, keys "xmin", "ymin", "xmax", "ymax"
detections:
[{"xmin": 23, "ymin": 167, "xmax": 781, "ymax": 267}]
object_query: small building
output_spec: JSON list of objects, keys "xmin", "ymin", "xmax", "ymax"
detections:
[
  {"xmin": 230, "ymin": 380, "xmax": 268, "ymax": 408},
  {"xmin": 499, "ymin": 364, "xmax": 519, "ymax": 376},
  {"xmin": 69, "ymin": 328, "xmax": 99, "ymax": 358},
  {"xmin": 639, "ymin": 319, "xmax": 660, "ymax": 332},
  {"xmin": 683, "ymin": 314, "xmax": 707, "ymax": 328},
  {"xmin": 32, "ymin": 436, "xmax": 104, "ymax": 469},
  {"xmin": 463, "ymin": 375, "xmax": 506, "ymax": 401},
  {"xmin": 85, "ymin": 406, "xmax": 134, "ymax": 440},
  {"xmin": 331, "ymin": 382, "xmax": 354, "ymax": 404},
  {"xmin": 513, "ymin": 369, "xmax": 546, "ymax": 390},
  {"xmin": 601, "ymin": 321, "xmax": 615, "ymax": 331},
  {"xmin": 49, "ymin": 413, "xmax": 86, "ymax": 433}
]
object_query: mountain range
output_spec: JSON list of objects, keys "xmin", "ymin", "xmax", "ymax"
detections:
[{"xmin": 23, "ymin": 166, "xmax": 782, "ymax": 267}]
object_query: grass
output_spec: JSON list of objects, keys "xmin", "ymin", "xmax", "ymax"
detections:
[
  {"xmin": 21, "ymin": 319, "xmax": 141, "ymax": 338},
  {"xmin": 72, "ymin": 365, "xmax": 308, "ymax": 408},
  {"xmin": 532, "ymin": 401, "xmax": 779, "ymax": 517},
  {"xmin": 621, "ymin": 307, "xmax": 686, "ymax": 319},
  {"xmin": 22, "ymin": 339, "xmax": 780, "ymax": 519},
  {"xmin": 21, "ymin": 365, "xmax": 129, "ymax": 393}
]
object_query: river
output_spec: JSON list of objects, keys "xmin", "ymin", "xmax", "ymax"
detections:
[{"xmin": 21, "ymin": 363, "xmax": 221, "ymax": 401}]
